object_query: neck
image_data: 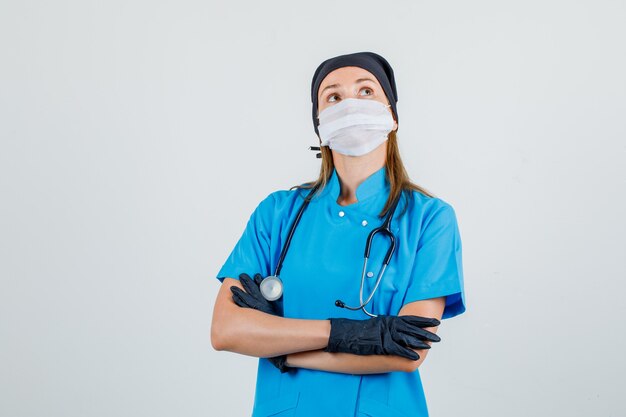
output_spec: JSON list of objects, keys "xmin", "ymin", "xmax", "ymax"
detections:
[{"xmin": 332, "ymin": 142, "xmax": 387, "ymax": 206}]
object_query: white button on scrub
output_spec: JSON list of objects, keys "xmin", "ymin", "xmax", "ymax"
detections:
[
  {"xmin": 339, "ymin": 211, "xmax": 345, "ymax": 217},
  {"xmin": 362, "ymin": 220, "xmax": 368, "ymax": 226},
  {"xmin": 367, "ymin": 271, "xmax": 374, "ymax": 278}
]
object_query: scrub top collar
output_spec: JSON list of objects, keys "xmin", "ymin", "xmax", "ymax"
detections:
[{"xmin": 326, "ymin": 165, "xmax": 391, "ymax": 204}]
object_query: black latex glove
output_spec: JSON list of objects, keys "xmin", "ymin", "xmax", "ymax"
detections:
[
  {"xmin": 324, "ymin": 315, "xmax": 442, "ymax": 361},
  {"xmin": 230, "ymin": 272, "xmax": 280, "ymax": 316},
  {"xmin": 230, "ymin": 273, "xmax": 291, "ymax": 373}
]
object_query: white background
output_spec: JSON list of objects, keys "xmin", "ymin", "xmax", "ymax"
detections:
[{"xmin": 1, "ymin": 0, "xmax": 625, "ymax": 416}]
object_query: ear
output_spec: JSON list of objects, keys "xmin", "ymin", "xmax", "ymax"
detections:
[{"xmin": 387, "ymin": 106, "xmax": 398, "ymax": 131}]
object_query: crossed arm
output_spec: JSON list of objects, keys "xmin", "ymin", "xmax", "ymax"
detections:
[{"xmin": 211, "ymin": 277, "xmax": 445, "ymax": 374}]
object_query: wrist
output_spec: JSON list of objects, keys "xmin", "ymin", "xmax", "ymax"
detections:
[{"xmin": 320, "ymin": 319, "xmax": 332, "ymax": 346}]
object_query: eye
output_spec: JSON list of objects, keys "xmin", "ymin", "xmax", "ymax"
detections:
[
  {"xmin": 325, "ymin": 86, "xmax": 374, "ymax": 103},
  {"xmin": 327, "ymin": 93, "xmax": 339, "ymax": 103}
]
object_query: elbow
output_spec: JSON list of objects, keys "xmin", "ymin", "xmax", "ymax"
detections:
[
  {"xmin": 210, "ymin": 283, "xmax": 241, "ymax": 352},
  {"xmin": 402, "ymin": 351, "xmax": 429, "ymax": 372},
  {"xmin": 210, "ymin": 324, "xmax": 224, "ymax": 351},
  {"xmin": 210, "ymin": 320, "xmax": 232, "ymax": 352},
  {"xmin": 404, "ymin": 360, "xmax": 422, "ymax": 373}
]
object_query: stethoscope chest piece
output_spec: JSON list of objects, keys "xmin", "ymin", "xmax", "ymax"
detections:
[{"xmin": 260, "ymin": 275, "xmax": 283, "ymax": 301}]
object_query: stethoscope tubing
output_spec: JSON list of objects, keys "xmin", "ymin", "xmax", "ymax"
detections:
[
  {"xmin": 260, "ymin": 180, "xmax": 402, "ymax": 318},
  {"xmin": 259, "ymin": 185, "xmax": 320, "ymax": 302},
  {"xmin": 339, "ymin": 192, "xmax": 401, "ymax": 317}
]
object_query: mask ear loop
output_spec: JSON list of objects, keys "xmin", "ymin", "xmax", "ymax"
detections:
[
  {"xmin": 311, "ymin": 111, "xmax": 322, "ymax": 158},
  {"xmin": 309, "ymin": 146, "xmax": 322, "ymax": 158}
]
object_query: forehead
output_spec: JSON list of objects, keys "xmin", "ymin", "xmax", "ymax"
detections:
[{"xmin": 318, "ymin": 66, "xmax": 382, "ymax": 92}]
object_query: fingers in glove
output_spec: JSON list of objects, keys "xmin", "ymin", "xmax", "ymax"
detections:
[
  {"xmin": 238, "ymin": 272, "xmax": 253, "ymax": 283},
  {"xmin": 239, "ymin": 274, "xmax": 264, "ymax": 299},
  {"xmin": 230, "ymin": 286, "xmax": 258, "ymax": 309},
  {"xmin": 253, "ymin": 273, "xmax": 264, "ymax": 287},
  {"xmin": 394, "ymin": 332, "xmax": 432, "ymax": 350},
  {"xmin": 231, "ymin": 290, "xmax": 250, "ymax": 309},
  {"xmin": 395, "ymin": 321, "xmax": 442, "ymax": 343},
  {"xmin": 399, "ymin": 315, "xmax": 441, "ymax": 328},
  {"xmin": 398, "ymin": 326, "xmax": 441, "ymax": 343},
  {"xmin": 388, "ymin": 344, "xmax": 420, "ymax": 361},
  {"xmin": 231, "ymin": 286, "xmax": 277, "ymax": 315},
  {"xmin": 268, "ymin": 355, "xmax": 290, "ymax": 373}
]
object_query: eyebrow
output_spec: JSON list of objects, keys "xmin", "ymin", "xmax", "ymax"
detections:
[{"xmin": 319, "ymin": 77, "xmax": 377, "ymax": 96}]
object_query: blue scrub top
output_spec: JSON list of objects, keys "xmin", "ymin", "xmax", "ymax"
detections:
[{"xmin": 216, "ymin": 166, "xmax": 466, "ymax": 417}]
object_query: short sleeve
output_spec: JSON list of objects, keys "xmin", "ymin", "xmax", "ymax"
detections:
[
  {"xmin": 403, "ymin": 203, "xmax": 466, "ymax": 319},
  {"xmin": 215, "ymin": 193, "xmax": 275, "ymax": 283}
]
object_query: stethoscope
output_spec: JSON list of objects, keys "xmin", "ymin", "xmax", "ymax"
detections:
[{"xmin": 259, "ymin": 181, "xmax": 402, "ymax": 318}]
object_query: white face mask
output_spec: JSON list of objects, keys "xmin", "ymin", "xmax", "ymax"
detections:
[{"xmin": 317, "ymin": 98, "xmax": 395, "ymax": 156}]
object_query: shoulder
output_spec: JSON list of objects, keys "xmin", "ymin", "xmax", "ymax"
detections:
[
  {"xmin": 401, "ymin": 190, "xmax": 460, "ymax": 244},
  {"xmin": 254, "ymin": 186, "xmax": 310, "ymax": 217},
  {"xmin": 406, "ymin": 189, "xmax": 457, "ymax": 223},
  {"xmin": 260, "ymin": 187, "xmax": 309, "ymax": 208}
]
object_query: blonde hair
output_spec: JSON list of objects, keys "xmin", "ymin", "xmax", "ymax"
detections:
[{"xmin": 289, "ymin": 130, "xmax": 436, "ymax": 219}]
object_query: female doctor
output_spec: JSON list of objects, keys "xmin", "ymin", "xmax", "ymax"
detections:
[{"xmin": 211, "ymin": 51, "xmax": 466, "ymax": 417}]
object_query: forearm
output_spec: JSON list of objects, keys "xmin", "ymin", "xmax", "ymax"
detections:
[
  {"xmin": 285, "ymin": 349, "xmax": 422, "ymax": 374},
  {"xmin": 211, "ymin": 278, "xmax": 330, "ymax": 357},
  {"xmin": 215, "ymin": 309, "xmax": 330, "ymax": 357},
  {"xmin": 285, "ymin": 306, "xmax": 440, "ymax": 375}
]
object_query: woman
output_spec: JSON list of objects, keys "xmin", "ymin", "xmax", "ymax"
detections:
[{"xmin": 211, "ymin": 51, "xmax": 466, "ymax": 417}]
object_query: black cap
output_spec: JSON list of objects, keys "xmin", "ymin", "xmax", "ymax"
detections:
[{"xmin": 311, "ymin": 51, "xmax": 398, "ymax": 138}]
